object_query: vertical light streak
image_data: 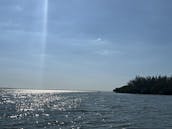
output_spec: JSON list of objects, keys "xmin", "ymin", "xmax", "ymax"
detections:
[
  {"xmin": 41, "ymin": 0, "xmax": 48, "ymax": 66},
  {"xmin": 39, "ymin": 0, "xmax": 48, "ymax": 86}
]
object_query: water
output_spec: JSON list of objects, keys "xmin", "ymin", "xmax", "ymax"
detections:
[{"xmin": 0, "ymin": 89, "xmax": 172, "ymax": 129}]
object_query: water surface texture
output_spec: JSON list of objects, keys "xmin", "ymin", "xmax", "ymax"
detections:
[{"xmin": 0, "ymin": 89, "xmax": 172, "ymax": 129}]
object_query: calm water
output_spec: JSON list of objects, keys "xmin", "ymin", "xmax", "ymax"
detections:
[{"xmin": 0, "ymin": 89, "xmax": 172, "ymax": 129}]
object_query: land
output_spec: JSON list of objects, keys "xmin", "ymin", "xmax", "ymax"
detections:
[{"xmin": 113, "ymin": 76, "xmax": 172, "ymax": 95}]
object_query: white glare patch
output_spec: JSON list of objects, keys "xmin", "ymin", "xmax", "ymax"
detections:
[{"xmin": 12, "ymin": 89, "xmax": 86, "ymax": 94}]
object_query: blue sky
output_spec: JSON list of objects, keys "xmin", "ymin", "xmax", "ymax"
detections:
[{"xmin": 0, "ymin": 0, "xmax": 172, "ymax": 91}]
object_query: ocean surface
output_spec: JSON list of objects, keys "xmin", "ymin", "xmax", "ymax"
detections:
[{"xmin": 0, "ymin": 89, "xmax": 172, "ymax": 129}]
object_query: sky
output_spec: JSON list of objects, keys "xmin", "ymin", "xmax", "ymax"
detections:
[{"xmin": 0, "ymin": 0, "xmax": 172, "ymax": 91}]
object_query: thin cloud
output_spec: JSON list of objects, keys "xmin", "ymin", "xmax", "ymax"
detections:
[
  {"xmin": 96, "ymin": 38, "xmax": 102, "ymax": 41},
  {"xmin": 95, "ymin": 49, "xmax": 122, "ymax": 56},
  {"xmin": 0, "ymin": 21, "xmax": 20, "ymax": 28},
  {"xmin": 14, "ymin": 5, "xmax": 23, "ymax": 12}
]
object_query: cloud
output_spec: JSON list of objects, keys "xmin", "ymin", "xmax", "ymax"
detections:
[
  {"xmin": 96, "ymin": 38, "xmax": 102, "ymax": 41},
  {"xmin": 15, "ymin": 5, "xmax": 23, "ymax": 12},
  {"xmin": 0, "ymin": 21, "xmax": 20, "ymax": 28},
  {"xmin": 95, "ymin": 49, "xmax": 122, "ymax": 56}
]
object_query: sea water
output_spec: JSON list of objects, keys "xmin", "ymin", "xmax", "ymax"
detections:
[{"xmin": 0, "ymin": 89, "xmax": 172, "ymax": 129}]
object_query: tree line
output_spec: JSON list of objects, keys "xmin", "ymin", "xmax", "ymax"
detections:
[{"xmin": 114, "ymin": 76, "xmax": 172, "ymax": 95}]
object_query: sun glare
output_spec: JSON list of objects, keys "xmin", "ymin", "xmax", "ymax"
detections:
[
  {"xmin": 41, "ymin": 0, "xmax": 48, "ymax": 68},
  {"xmin": 39, "ymin": 0, "xmax": 49, "ymax": 86}
]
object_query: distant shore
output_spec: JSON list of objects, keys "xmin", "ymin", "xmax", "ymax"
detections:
[{"xmin": 113, "ymin": 76, "xmax": 172, "ymax": 95}]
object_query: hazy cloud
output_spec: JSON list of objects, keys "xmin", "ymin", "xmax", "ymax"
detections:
[
  {"xmin": 14, "ymin": 5, "xmax": 23, "ymax": 12},
  {"xmin": 95, "ymin": 49, "xmax": 122, "ymax": 56}
]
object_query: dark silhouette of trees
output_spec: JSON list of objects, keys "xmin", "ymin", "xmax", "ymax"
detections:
[{"xmin": 113, "ymin": 76, "xmax": 172, "ymax": 95}]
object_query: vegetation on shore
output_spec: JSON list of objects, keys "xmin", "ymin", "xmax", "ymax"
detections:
[{"xmin": 113, "ymin": 76, "xmax": 172, "ymax": 95}]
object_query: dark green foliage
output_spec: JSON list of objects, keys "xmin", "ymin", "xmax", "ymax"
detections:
[{"xmin": 113, "ymin": 76, "xmax": 172, "ymax": 95}]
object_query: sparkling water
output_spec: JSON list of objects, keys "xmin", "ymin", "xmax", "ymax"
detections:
[{"xmin": 0, "ymin": 89, "xmax": 172, "ymax": 129}]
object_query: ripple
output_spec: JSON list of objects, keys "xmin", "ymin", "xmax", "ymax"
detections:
[
  {"xmin": 42, "ymin": 113, "xmax": 50, "ymax": 117},
  {"xmin": 1, "ymin": 89, "xmax": 172, "ymax": 129}
]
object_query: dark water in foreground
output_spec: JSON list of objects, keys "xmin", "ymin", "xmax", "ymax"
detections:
[{"xmin": 0, "ymin": 89, "xmax": 172, "ymax": 129}]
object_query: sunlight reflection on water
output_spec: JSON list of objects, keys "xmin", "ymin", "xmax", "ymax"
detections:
[
  {"xmin": 1, "ymin": 89, "xmax": 85, "ymax": 128},
  {"xmin": 1, "ymin": 89, "xmax": 172, "ymax": 129},
  {"xmin": 12, "ymin": 89, "xmax": 82, "ymax": 94}
]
